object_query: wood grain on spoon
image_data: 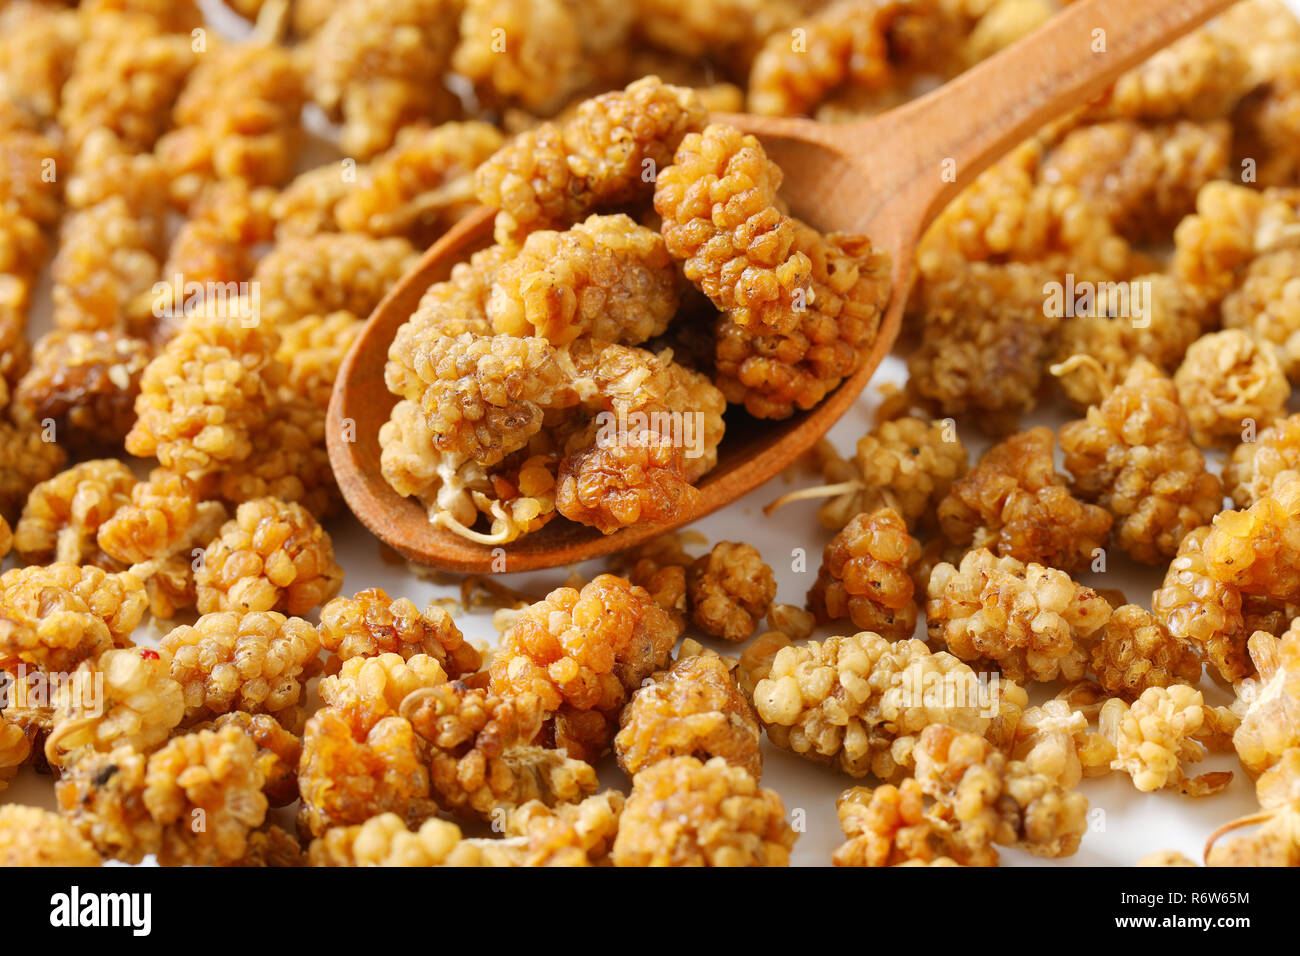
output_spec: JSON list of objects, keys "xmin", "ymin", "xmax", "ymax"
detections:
[{"xmin": 328, "ymin": 0, "xmax": 1238, "ymax": 573}]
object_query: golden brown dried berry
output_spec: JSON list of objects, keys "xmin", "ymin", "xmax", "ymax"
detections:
[
  {"xmin": 195, "ymin": 497, "xmax": 343, "ymax": 616},
  {"xmin": 126, "ymin": 307, "xmax": 284, "ymax": 475},
  {"xmin": 475, "ymin": 76, "xmax": 707, "ymax": 244},
  {"xmin": 308, "ymin": 814, "xmax": 507, "ymax": 866},
  {"xmin": 155, "ymin": 40, "xmax": 304, "ymax": 203},
  {"xmin": 489, "ymin": 574, "xmax": 681, "ymax": 762},
  {"xmin": 488, "ymin": 214, "xmax": 678, "ymax": 346},
  {"xmin": 160, "ymin": 611, "xmax": 322, "ymax": 726},
  {"xmin": 253, "ymin": 232, "xmax": 416, "ymax": 328},
  {"xmin": 307, "ymin": 0, "xmax": 460, "ymax": 158},
  {"xmin": 0, "ymin": 564, "xmax": 147, "ymax": 672},
  {"xmin": 782, "ymin": 418, "xmax": 967, "ymax": 533},
  {"xmin": 1174, "ymin": 329, "xmax": 1289, "ymax": 448},
  {"xmin": 1173, "ymin": 182, "xmax": 1300, "ymax": 302},
  {"xmin": 273, "ymin": 311, "xmax": 361, "ymax": 414},
  {"xmin": 57, "ymin": 12, "xmax": 194, "ymax": 155},
  {"xmin": 206, "ymin": 712, "xmax": 303, "ymax": 808},
  {"xmin": 296, "ymin": 703, "xmax": 434, "ymax": 839},
  {"xmin": 11, "ymin": 331, "xmax": 151, "ymax": 453},
  {"xmin": 142, "ymin": 725, "xmax": 268, "ymax": 865},
  {"xmin": 1040, "ymin": 119, "xmax": 1230, "ymax": 242},
  {"xmin": 229, "ymin": 825, "xmax": 307, "ymax": 867},
  {"xmin": 1201, "ymin": 478, "xmax": 1300, "ymax": 603},
  {"xmin": 0, "ymin": 419, "xmax": 67, "ymax": 523},
  {"xmin": 612, "ymin": 756, "xmax": 795, "ymax": 866},
  {"xmin": 46, "ymin": 647, "xmax": 185, "ymax": 765},
  {"xmin": 808, "ymin": 509, "xmax": 919, "ymax": 640},
  {"xmin": 453, "ymin": 0, "xmax": 630, "ymax": 113},
  {"xmin": 1059, "ymin": 359, "xmax": 1222, "ymax": 564},
  {"xmin": 1226, "ymin": 413, "xmax": 1300, "ymax": 508},
  {"xmin": 391, "ymin": 332, "xmax": 573, "ymax": 468},
  {"xmin": 615, "ymin": 649, "xmax": 762, "ymax": 779},
  {"xmin": 751, "ymin": 631, "xmax": 1026, "ymax": 779},
  {"xmin": 686, "ymin": 542, "xmax": 776, "ymax": 643},
  {"xmin": 914, "ymin": 723, "xmax": 1089, "ymax": 858},
  {"xmin": 1100, "ymin": 684, "xmax": 1218, "ymax": 792},
  {"xmin": 318, "ymin": 588, "xmax": 481, "ymax": 678},
  {"xmin": 1221, "ymin": 248, "xmax": 1300, "ymax": 380},
  {"xmin": 335, "ymin": 121, "xmax": 505, "ymax": 239},
  {"xmin": 58, "ymin": 724, "xmax": 268, "ymax": 865},
  {"xmin": 905, "ymin": 259, "xmax": 1067, "ymax": 434},
  {"xmin": 1232, "ymin": 627, "xmax": 1300, "ymax": 776},
  {"xmin": 939, "ymin": 427, "xmax": 1113, "ymax": 572},
  {"xmin": 0, "ymin": 804, "xmax": 101, "ymax": 867},
  {"xmin": 1152, "ymin": 526, "xmax": 1258, "ymax": 684},
  {"xmin": 13, "ymin": 459, "xmax": 136, "ymax": 567},
  {"xmin": 1091, "ymin": 605, "xmax": 1203, "ymax": 702},
  {"xmin": 403, "ymin": 681, "xmax": 598, "ymax": 821},
  {"xmin": 833, "ymin": 777, "xmax": 995, "ymax": 868},
  {"xmin": 1084, "ymin": 25, "xmax": 1251, "ymax": 123},
  {"xmin": 56, "ymin": 745, "xmax": 156, "ymax": 862},
  {"xmin": 1049, "ymin": 274, "xmax": 1207, "ymax": 411}
]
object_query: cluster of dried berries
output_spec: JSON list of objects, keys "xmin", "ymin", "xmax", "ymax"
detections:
[
  {"xmin": 6, "ymin": 0, "xmax": 1300, "ymax": 872},
  {"xmin": 381, "ymin": 76, "xmax": 890, "ymax": 542},
  {"xmin": 488, "ymin": 574, "xmax": 680, "ymax": 762},
  {"xmin": 927, "ymin": 548, "xmax": 1112, "ymax": 684},
  {"xmin": 770, "ymin": 418, "xmax": 967, "ymax": 533},
  {"xmin": 807, "ymin": 508, "xmax": 921, "ymax": 640},
  {"xmin": 835, "ymin": 723, "xmax": 1090, "ymax": 867},
  {"xmin": 403, "ymin": 680, "xmax": 598, "ymax": 821},
  {"xmin": 938, "ymin": 426, "xmax": 1113, "ymax": 572},
  {"xmin": 1100, "ymin": 684, "xmax": 1232, "ymax": 794},
  {"xmin": 317, "ymin": 588, "xmax": 481, "ymax": 677},
  {"xmin": 614, "ymin": 647, "xmax": 762, "ymax": 779},
  {"xmin": 1059, "ymin": 360, "xmax": 1222, "ymax": 564},
  {"xmin": 747, "ymin": 629, "xmax": 1026, "ymax": 781}
]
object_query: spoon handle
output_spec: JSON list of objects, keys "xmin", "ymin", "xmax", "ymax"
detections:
[{"xmin": 855, "ymin": 0, "xmax": 1240, "ymax": 231}]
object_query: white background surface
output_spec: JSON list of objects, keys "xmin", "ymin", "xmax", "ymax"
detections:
[{"xmin": 7, "ymin": 0, "xmax": 1297, "ymax": 867}]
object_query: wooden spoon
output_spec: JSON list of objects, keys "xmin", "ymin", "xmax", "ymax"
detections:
[{"xmin": 328, "ymin": 0, "xmax": 1236, "ymax": 573}]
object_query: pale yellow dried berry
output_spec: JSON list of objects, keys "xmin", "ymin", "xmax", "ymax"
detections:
[{"xmin": 926, "ymin": 548, "xmax": 1112, "ymax": 684}]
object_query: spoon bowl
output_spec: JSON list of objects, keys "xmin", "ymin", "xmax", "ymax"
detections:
[{"xmin": 328, "ymin": 0, "xmax": 1236, "ymax": 573}]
